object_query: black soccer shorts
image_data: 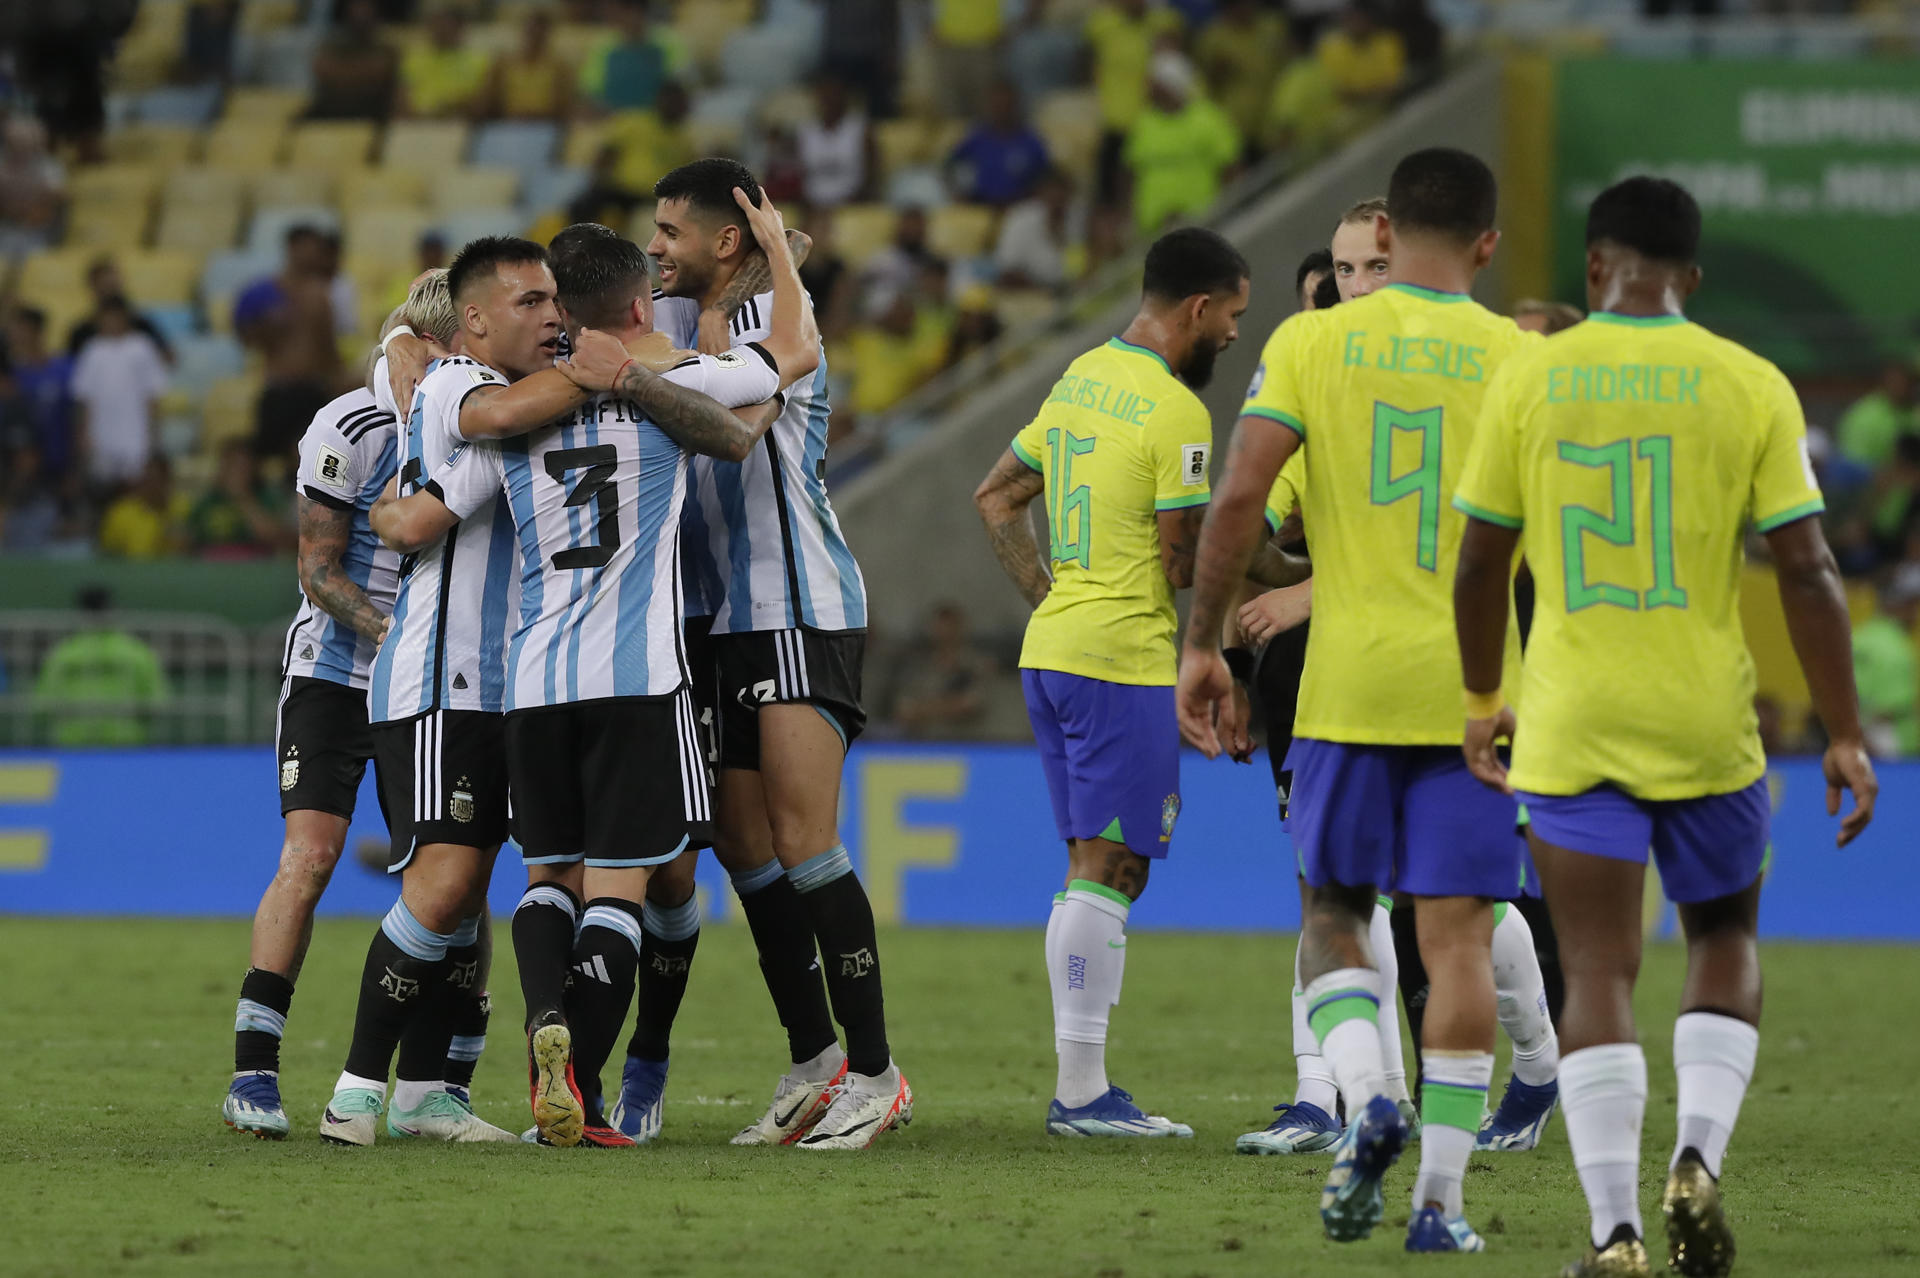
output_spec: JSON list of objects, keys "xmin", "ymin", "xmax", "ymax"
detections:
[
  {"xmin": 710, "ymin": 626, "xmax": 866, "ymax": 772},
  {"xmin": 370, "ymin": 707, "xmax": 509, "ymax": 871},
  {"xmin": 1253, "ymin": 618, "xmax": 1310, "ymax": 822},
  {"xmin": 276, "ymin": 676, "xmax": 377, "ymax": 820}
]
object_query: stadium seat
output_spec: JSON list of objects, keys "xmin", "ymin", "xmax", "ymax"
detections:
[
  {"xmin": 199, "ymin": 247, "xmax": 279, "ymax": 332},
  {"xmin": 106, "ymin": 124, "xmax": 200, "ymax": 169},
  {"xmin": 432, "ymin": 167, "xmax": 522, "ymax": 217},
  {"xmin": 68, "ymin": 163, "xmax": 165, "ymax": 212},
  {"xmin": 623, "ymin": 203, "xmax": 659, "ymax": 244},
  {"xmin": 382, "ymin": 120, "xmax": 472, "ymax": 173},
  {"xmin": 339, "ymin": 166, "xmax": 430, "ymax": 211},
  {"xmin": 172, "ymin": 334, "xmax": 248, "ymax": 401},
  {"xmin": 237, "ymin": 0, "xmax": 301, "ymax": 36},
  {"xmin": 120, "ymin": 248, "xmax": 204, "ymax": 307},
  {"xmin": 248, "ymin": 169, "xmax": 336, "ymax": 209},
  {"xmin": 65, "ymin": 201, "xmax": 153, "ymax": 248},
  {"xmin": 831, "ymin": 204, "xmax": 899, "ymax": 269},
  {"xmin": 928, "ymin": 205, "xmax": 998, "ymax": 261},
  {"xmin": 720, "ymin": 24, "xmax": 811, "ymax": 93},
  {"xmin": 156, "ymin": 184, "xmax": 245, "ymax": 254},
  {"xmin": 287, "ymin": 121, "xmax": 378, "ymax": 171},
  {"xmin": 132, "ymin": 82, "xmax": 225, "ymax": 127},
  {"xmin": 993, "ymin": 288, "xmax": 1061, "ymax": 332},
  {"xmin": 115, "ymin": 3, "xmax": 189, "ymax": 95},
  {"xmin": 438, "ymin": 208, "xmax": 529, "ymax": 252},
  {"xmin": 1036, "ymin": 91, "xmax": 1101, "ymax": 182},
  {"xmin": 145, "ymin": 304, "xmax": 201, "ymax": 348},
  {"xmin": 520, "ymin": 166, "xmax": 591, "ymax": 217},
  {"xmin": 551, "ymin": 23, "xmax": 611, "ymax": 73},
  {"xmin": 673, "ymin": 0, "xmax": 758, "ymax": 75},
  {"xmin": 201, "ymin": 374, "xmax": 265, "ymax": 449},
  {"xmin": 222, "ymin": 85, "xmax": 308, "ymax": 126},
  {"xmin": 246, "ymin": 205, "xmax": 340, "ymax": 254},
  {"xmin": 344, "ymin": 208, "xmax": 434, "ymax": 269},
  {"xmin": 203, "ymin": 119, "xmax": 286, "ymax": 170},
  {"xmin": 886, "ymin": 167, "xmax": 950, "ymax": 210},
  {"xmin": 562, "ymin": 120, "xmax": 608, "ymax": 171},
  {"xmin": 14, "ymin": 248, "xmax": 94, "ymax": 311},
  {"xmin": 472, "ymin": 121, "xmax": 560, "ymax": 176}
]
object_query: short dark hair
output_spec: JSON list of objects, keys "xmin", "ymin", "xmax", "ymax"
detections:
[
  {"xmin": 1585, "ymin": 176, "xmax": 1700, "ymax": 267},
  {"xmin": 1141, "ymin": 227, "xmax": 1249, "ymax": 304},
  {"xmin": 1295, "ymin": 247, "xmax": 1334, "ymax": 296},
  {"xmin": 553, "ymin": 234, "xmax": 653, "ymax": 330},
  {"xmin": 652, "ymin": 157, "xmax": 764, "ymax": 236},
  {"xmin": 1386, "ymin": 148, "xmax": 1497, "ymax": 244},
  {"xmin": 1312, "ymin": 272, "xmax": 1341, "ymax": 310},
  {"xmin": 284, "ymin": 223, "xmax": 326, "ymax": 248},
  {"xmin": 13, "ymin": 305, "xmax": 45, "ymax": 333},
  {"xmin": 548, "ymin": 221, "xmax": 619, "ymax": 262},
  {"xmin": 447, "ymin": 235, "xmax": 550, "ymax": 304}
]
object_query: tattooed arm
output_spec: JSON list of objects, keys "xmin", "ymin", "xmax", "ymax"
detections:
[
  {"xmin": 298, "ymin": 495, "xmax": 390, "ymax": 643},
  {"xmin": 614, "ymin": 360, "xmax": 782, "ymax": 462},
  {"xmin": 973, "ymin": 448, "xmax": 1052, "ymax": 609},
  {"xmin": 697, "ymin": 228, "xmax": 815, "ymax": 354},
  {"xmin": 1157, "ymin": 505, "xmax": 1206, "ymax": 590}
]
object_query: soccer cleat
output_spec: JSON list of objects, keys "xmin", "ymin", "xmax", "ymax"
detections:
[
  {"xmin": 1560, "ymin": 1233, "xmax": 1652, "ymax": 1277},
  {"xmin": 1476, "ymin": 1075, "xmax": 1558, "ymax": 1151},
  {"xmin": 222, "ymin": 1071, "xmax": 289, "ymax": 1141},
  {"xmin": 796, "ymin": 1064, "xmax": 913, "ymax": 1151},
  {"xmin": 1405, "ymin": 1205, "xmax": 1488, "ymax": 1252},
  {"xmin": 1663, "ymin": 1149, "xmax": 1736, "ymax": 1276},
  {"xmin": 580, "ymin": 1120, "xmax": 638, "ymax": 1149},
  {"xmin": 730, "ymin": 1060, "xmax": 848, "ymax": 1146},
  {"xmin": 526, "ymin": 1014, "xmax": 585, "ymax": 1148},
  {"xmin": 1047, "ymin": 1086, "xmax": 1194, "ymax": 1139},
  {"xmin": 1319, "ymin": 1094, "xmax": 1409, "ymax": 1242},
  {"xmin": 608, "ymin": 1056, "xmax": 668, "ymax": 1143},
  {"xmin": 1234, "ymin": 1101, "xmax": 1340, "ymax": 1154},
  {"xmin": 319, "ymin": 1087, "xmax": 384, "ymax": 1147},
  {"xmin": 384, "ymin": 1089, "xmax": 518, "ymax": 1142}
]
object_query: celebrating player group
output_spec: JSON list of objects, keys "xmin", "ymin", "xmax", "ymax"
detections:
[
  {"xmin": 226, "ymin": 157, "xmax": 906, "ymax": 1154},
  {"xmin": 976, "ymin": 147, "xmax": 1874, "ymax": 1276}
]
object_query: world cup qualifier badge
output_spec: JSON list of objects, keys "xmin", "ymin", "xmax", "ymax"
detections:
[
  {"xmin": 280, "ymin": 746, "xmax": 300, "ymax": 792},
  {"xmin": 449, "ymin": 777, "xmax": 475, "ymax": 823},
  {"xmin": 1160, "ymin": 793, "xmax": 1181, "ymax": 842}
]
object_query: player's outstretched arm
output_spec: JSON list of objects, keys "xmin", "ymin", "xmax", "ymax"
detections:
[
  {"xmin": 455, "ymin": 371, "xmax": 594, "ymax": 441},
  {"xmin": 1454, "ymin": 515, "xmax": 1521, "ymax": 793},
  {"xmin": 297, "ymin": 496, "xmax": 390, "ymax": 643},
  {"xmin": 973, "ymin": 448, "xmax": 1051, "ymax": 609},
  {"xmin": 369, "ymin": 476, "xmax": 459, "ymax": 555},
  {"xmin": 1767, "ymin": 514, "xmax": 1878, "ymax": 845}
]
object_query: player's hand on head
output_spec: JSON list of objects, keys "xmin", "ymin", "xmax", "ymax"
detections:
[
  {"xmin": 561, "ymin": 327, "xmax": 630, "ymax": 390},
  {"xmin": 734, "ymin": 185, "xmax": 788, "ymax": 255},
  {"xmin": 623, "ymin": 329, "xmax": 696, "ymax": 373},
  {"xmin": 1176, "ymin": 648, "xmax": 1231, "ymax": 759},
  {"xmin": 1461, "ymin": 706, "xmax": 1515, "ymax": 794},
  {"xmin": 1823, "ymin": 739, "xmax": 1877, "ymax": 846}
]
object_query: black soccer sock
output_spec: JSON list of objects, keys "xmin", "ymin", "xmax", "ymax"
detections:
[
  {"xmin": 790, "ymin": 846, "xmax": 890, "ymax": 1077},
  {"xmin": 732, "ymin": 860, "xmax": 839, "ymax": 1065},
  {"xmin": 563, "ymin": 897, "xmax": 643, "ymax": 1112},
  {"xmin": 440, "ymin": 914, "xmax": 489, "ymax": 1088},
  {"xmin": 1389, "ymin": 899, "xmax": 1430, "ymax": 1098},
  {"xmin": 628, "ymin": 895, "xmax": 701, "ymax": 1063},
  {"xmin": 343, "ymin": 901, "xmax": 453, "ymax": 1083},
  {"xmin": 234, "ymin": 968, "xmax": 295, "ymax": 1075},
  {"xmin": 1515, "ymin": 893, "xmax": 1566, "ymax": 1028},
  {"xmin": 512, "ymin": 883, "xmax": 580, "ymax": 1030}
]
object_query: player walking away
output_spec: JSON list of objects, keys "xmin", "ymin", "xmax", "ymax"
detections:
[
  {"xmin": 1453, "ymin": 176, "xmax": 1877, "ymax": 1278},
  {"xmin": 1180, "ymin": 148, "xmax": 1535, "ymax": 1252},
  {"xmin": 974, "ymin": 227, "xmax": 1250, "ymax": 1139},
  {"xmin": 222, "ymin": 273, "xmax": 463, "ymax": 1140},
  {"xmin": 645, "ymin": 157, "xmax": 910, "ymax": 1151}
]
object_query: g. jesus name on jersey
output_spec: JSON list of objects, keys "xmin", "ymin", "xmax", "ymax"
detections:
[{"xmin": 657, "ymin": 292, "xmax": 866, "ymax": 634}]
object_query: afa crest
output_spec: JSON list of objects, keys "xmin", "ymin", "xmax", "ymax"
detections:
[
  {"xmin": 1160, "ymin": 793, "xmax": 1181, "ymax": 841},
  {"xmin": 449, "ymin": 777, "xmax": 475, "ymax": 823},
  {"xmin": 280, "ymin": 747, "xmax": 300, "ymax": 792}
]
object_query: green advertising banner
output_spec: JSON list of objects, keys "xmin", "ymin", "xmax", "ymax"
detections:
[{"xmin": 1554, "ymin": 59, "xmax": 1920, "ymax": 373}]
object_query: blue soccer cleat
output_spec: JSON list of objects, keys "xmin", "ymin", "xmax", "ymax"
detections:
[
  {"xmin": 1046, "ymin": 1085, "xmax": 1193, "ymax": 1138},
  {"xmin": 1476, "ymin": 1075, "xmax": 1558, "ymax": 1151},
  {"xmin": 608, "ymin": 1056, "xmax": 669, "ymax": 1143},
  {"xmin": 222, "ymin": 1070, "xmax": 289, "ymax": 1140},
  {"xmin": 1319, "ymin": 1094, "xmax": 1409, "ymax": 1242},
  {"xmin": 1234, "ymin": 1101, "xmax": 1341, "ymax": 1154},
  {"xmin": 1406, "ymin": 1205, "xmax": 1488, "ymax": 1252}
]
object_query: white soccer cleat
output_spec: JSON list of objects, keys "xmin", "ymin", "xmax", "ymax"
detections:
[
  {"xmin": 319, "ymin": 1087, "xmax": 384, "ymax": 1147},
  {"xmin": 730, "ymin": 1061, "xmax": 848, "ymax": 1146},
  {"xmin": 384, "ymin": 1089, "xmax": 519, "ymax": 1142},
  {"xmin": 796, "ymin": 1063, "xmax": 913, "ymax": 1151}
]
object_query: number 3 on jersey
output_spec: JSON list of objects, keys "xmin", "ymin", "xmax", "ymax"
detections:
[
  {"xmin": 1370, "ymin": 403, "xmax": 1442, "ymax": 571},
  {"xmin": 546, "ymin": 444, "xmax": 619, "ymax": 569}
]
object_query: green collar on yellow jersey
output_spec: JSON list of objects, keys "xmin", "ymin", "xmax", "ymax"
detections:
[
  {"xmin": 1590, "ymin": 311, "xmax": 1689, "ymax": 328},
  {"xmin": 1106, "ymin": 336, "xmax": 1173, "ymax": 376},
  {"xmin": 1384, "ymin": 282, "xmax": 1469, "ymax": 304}
]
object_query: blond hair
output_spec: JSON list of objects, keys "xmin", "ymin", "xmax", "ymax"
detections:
[
  {"xmin": 398, "ymin": 267, "xmax": 458, "ymax": 345},
  {"xmin": 1339, "ymin": 197, "xmax": 1388, "ymax": 226}
]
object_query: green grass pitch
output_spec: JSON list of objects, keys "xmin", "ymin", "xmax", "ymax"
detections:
[{"xmin": 4, "ymin": 918, "xmax": 1916, "ymax": 1277}]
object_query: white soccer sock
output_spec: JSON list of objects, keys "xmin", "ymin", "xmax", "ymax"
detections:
[
  {"xmin": 1671, "ymin": 1011, "xmax": 1758, "ymax": 1179},
  {"xmin": 1561, "ymin": 1043, "xmax": 1648, "ymax": 1249},
  {"xmin": 333, "ymin": 1070, "xmax": 387, "ymax": 1100},
  {"xmin": 392, "ymin": 1078, "xmax": 442, "ymax": 1111},
  {"xmin": 1413, "ymin": 1049, "xmax": 1494, "ymax": 1217},
  {"xmin": 1045, "ymin": 892, "xmax": 1066, "ymax": 1044},
  {"xmin": 1303, "ymin": 967, "xmax": 1386, "ymax": 1118},
  {"xmin": 1053, "ymin": 881, "xmax": 1130, "ymax": 1107},
  {"xmin": 1291, "ymin": 934, "xmax": 1339, "ymax": 1112},
  {"xmin": 1369, "ymin": 902, "xmax": 1410, "ymax": 1104},
  {"xmin": 1492, "ymin": 903, "xmax": 1560, "ymax": 1086}
]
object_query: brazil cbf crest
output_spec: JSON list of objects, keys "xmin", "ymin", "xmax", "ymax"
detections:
[
  {"xmin": 1160, "ymin": 793, "xmax": 1181, "ymax": 842},
  {"xmin": 279, "ymin": 746, "xmax": 300, "ymax": 792}
]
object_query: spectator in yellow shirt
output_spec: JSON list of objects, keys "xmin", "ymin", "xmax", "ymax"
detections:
[
  {"xmin": 397, "ymin": 4, "xmax": 490, "ymax": 119},
  {"xmin": 1085, "ymin": 0, "xmax": 1184, "ymax": 203},
  {"xmin": 1318, "ymin": 1, "xmax": 1406, "ymax": 107},
  {"xmin": 1194, "ymin": 0, "xmax": 1290, "ymax": 157},
  {"xmin": 485, "ymin": 7, "xmax": 573, "ymax": 122},
  {"xmin": 1124, "ymin": 52, "xmax": 1240, "ymax": 233},
  {"xmin": 97, "ymin": 455, "xmax": 188, "ymax": 559},
  {"xmin": 846, "ymin": 292, "xmax": 952, "ymax": 419},
  {"xmin": 604, "ymin": 82, "xmax": 696, "ymax": 196}
]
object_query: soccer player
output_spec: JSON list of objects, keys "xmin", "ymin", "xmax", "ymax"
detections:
[
  {"xmin": 1452, "ymin": 176, "xmax": 1876, "ymax": 1278},
  {"xmin": 973, "ymin": 227, "xmax": 1249, "ymax": 1137},
  {"xmin": 1178, "ymin": 148, "xmax": 1532, "ymax": 1252},
  {"xmin": 645, "ymin": 158, "xmax": 911, "ymax": 1151},
  {"xmin": 1296, "ymin": 248, "xmax": 1334, "ymax": 312},
  {"xmin": 221, "ymin": 272, "xmax": 461, "ymax": 1140},
  {"xmin": 1330, "ymin": 197, "xmax": 1390, "ymax": 300}
]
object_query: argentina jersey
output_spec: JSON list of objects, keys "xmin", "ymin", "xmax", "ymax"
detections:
[
  {"xmin": 658, "ymin": 292, "xmax": 867, "ymax": 635},
  {"xmin": 422, "ymin": 347, "xmax": 782, "ymax": 709},
  {"xmin": 368, "ymin": 356, "xmax": 520, "ymax": 724},
  {"xmin": 282, "ymin": 388, "xmax": 400, "ymax": 689}
]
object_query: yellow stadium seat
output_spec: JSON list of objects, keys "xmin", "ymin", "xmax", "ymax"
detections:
[
  {"xmin": 563, "ymin": 120, "xmax": 608, "ymax": 170},
  {"xmin": 14, "ymin": 248, "xmax": 95, "ymax": 309},
  {"xmin": 1036, "ymin": 90, "xmax": 1102, "ymax": 182},
  {"xmin": 831, "ymin": 204, "xmax": 899, "ymax": 269},
  {"xmin": 249, "ymin": 169, "xmax": 336, "ymax": 209},
  {"xmin": 339, "ymin": 166, "xmax": 429, "ymax": 211},
  {"xmin": 119, "ymin": 248, "xmax": 203, "ymax": 306},
  {"xmin": 65, "ymin": 204, "xmax": 153, "ymax": 249},
  {"xmin": 288, "ymin": 121, "xmax": 378, "ymax": 171},
  {"xmin": 106, "ymin": 124, "xmax": 200, "ymax": 169},
  {"xmin": 684, "ymin": 117, "xmax": 745, "ymax": 157},
  {"xmin": 432, "ymin": 166, "xmax": 521, "ymax": 215},
  {"xmin": 343, "ymin": 249, "xmax": 398, "ymax": 299},
  {"xmin": 68, "ymin": 163, "xmax": 165, "ymax": 212},
  {"xmin": 993, "ymin": 288, "xmax": 1060, "ymax": 331},
  {"xmin": 756, "ymin": 87, "xmax": 814, "ymax": 131},
  {"xmin": 223, "ymin": 86, "xmax": 308, "ymax": 125},
  {"xmin": 113, "ymin": 2, "xmax": 187, "ymax": 93},
  {"xmin": 238, "ymin": 0, "xmax": 300, "ymax": 36},
  {"xmin": 202, "ymin": 374, "xmax": 264, "ymax": 449},
  {"xmin": 163, "ymin": 167, "xmax": 246, "ymax": 209},
  {"xmin": 623, "ymin": 203, "xmax": 659, "ymax": 243},
  {"xmin": 552, "ymin": 22, "xmax": 609, "ymax": 71},
  {"xmin": 344, "ymin": 208, "xmax": 432, "ymax": 269},
  {"xmin": 672, "ymin": 0, "xmax": 756, "ymax": 73},
  {"xmin": 155, "ymin": 196, "xmax": 242, "ymax": 253},
  {"xmin": 204, "ymin": 119, "xmax": 286, "ymax": 170},
  {"xmin": 928, "ymin": 204, "xmax": 997, "ymax": 260},
  {"xmin": 382, "ymin": 120, "xmax": 472, "ymax": 173}
]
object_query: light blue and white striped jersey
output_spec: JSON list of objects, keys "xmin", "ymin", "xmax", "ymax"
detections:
[
  {"xmin": 658, "ymin": 293, "xmax": 868, "ymax": 635},
  {"xmin": 368, "ymin": 356, "xmax": 520, "ymax": 723},
  {"xmin": 282, "ymin": 387, "xmax": 400, "ymax": 690},
  {"xmin": 425, "ymin": 347, "xmax": 782, "ymax": 708}
]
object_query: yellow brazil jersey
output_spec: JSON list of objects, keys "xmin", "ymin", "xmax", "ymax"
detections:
[
  {"xmin": 1453, "ymin": 313, "xmax": 1824, "ymax": 800},
  {"xmin": 1264, "ymin": 452, "xmax": 1306, "ymax": 534},
  {"xmin": 1014, "ymin": 337, "xmax": 1214, "ymax": 685},
  {"xmin": 1240, "ymin": 283, "xmax": 1535, "ymax": 743}
]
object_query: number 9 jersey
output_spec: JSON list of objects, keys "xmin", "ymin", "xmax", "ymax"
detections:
[{"xmin": 1240, "ymin": 284, "xmax": 1534, "ymax": 745}]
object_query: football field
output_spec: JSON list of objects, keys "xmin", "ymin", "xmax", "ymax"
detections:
[{"xmin": 5, "ymin": 918, "xmax": 1915, "ymax": 1277}]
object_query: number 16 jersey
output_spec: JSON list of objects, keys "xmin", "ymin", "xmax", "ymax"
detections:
[{"xmin": 1239, "ymin": 283, "xmax": 1534, "ymax": 745}]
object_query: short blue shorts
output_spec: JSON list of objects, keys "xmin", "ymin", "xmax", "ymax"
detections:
[
  {"xmin": 1287, "ymin": 738, "xmax": 1524, "ymax": 899},
  {"xmin": 1518, "ymin": 779, "xmax": 1770, "ymax": 904},
  {"xmin": 1022, "ymin": 668, "xmax": 1180, "ymax": 858}
]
